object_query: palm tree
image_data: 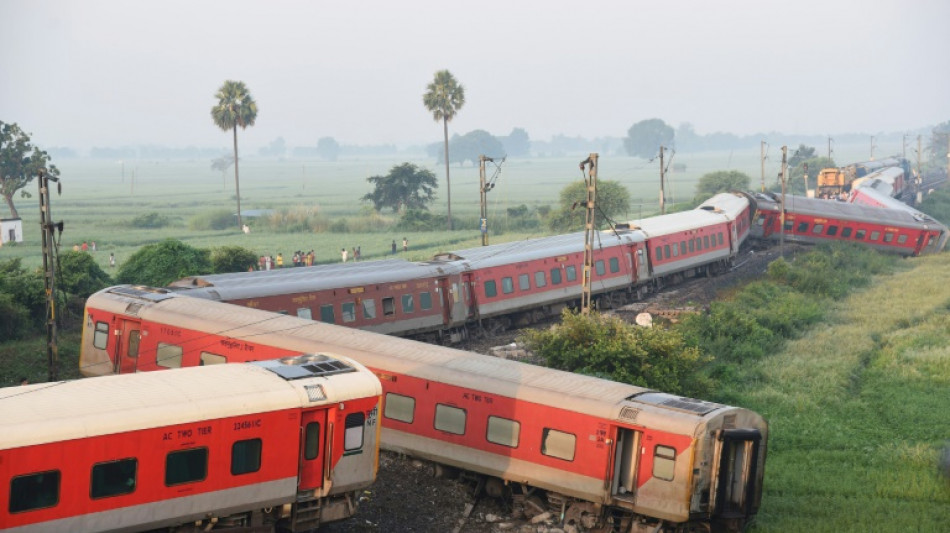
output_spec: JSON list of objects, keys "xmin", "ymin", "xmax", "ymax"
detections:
[
  {"xmin": 423, "ymin": 70, "xmax": 465, "ymax": 230},
  {"xmin": 211, "ymin": 80, "xmax": 258, "ymax": 229}
]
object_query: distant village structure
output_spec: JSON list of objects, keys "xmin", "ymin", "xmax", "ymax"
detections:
[{"xmin": 0, "ymin": 217, "xmax": 23, "ymax": 245}]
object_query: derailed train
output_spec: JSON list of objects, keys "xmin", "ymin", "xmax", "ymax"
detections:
[
  {"xmin": 80, "ymin": 285, "xmax": 768, "ymax": 532},
  {"xmin": 1, "ymin": 354, "xmax": 382, "ymax": 532},
  {"xmin": 169, "ymin": 192, "xmax": 755, "ymax": 343}
]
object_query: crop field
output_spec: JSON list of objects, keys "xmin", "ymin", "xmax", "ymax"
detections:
[
  {"xmin": 738, "ymin": 253, "xmax": 950, "ymax": 532},
  {"xmin": 2, "ymin": 143, "xmax": 877, "ymax": 271}
]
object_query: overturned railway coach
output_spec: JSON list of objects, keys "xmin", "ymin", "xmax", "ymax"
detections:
[
  {"xmin": 81, "ymin": 286, "xmax": 768, "ymax": 532},
  {"xmin": 750, "ymin": 192, "xmax": 948, "ymax": 256},
  {"xmin": 170, "ymin": 192, "xmax": 754, "ymax": 341},
  {"xmin": 2, "ymin": 353, "xmax": 382, "ymax": 533}
]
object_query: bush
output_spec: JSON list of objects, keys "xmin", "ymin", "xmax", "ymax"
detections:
[
  {"xmin": 266, "ymin": 206, "xmax": 330, "ymax": 233},
  {"xmin": 188, "ymin": 209, "xmax": 235, "ymax": 230},
  {"xmin": 0, "ymin": 259, "xmax": 47, "ymax": 327},
  {"xmin": 0, "ymin": 292, "xmax": 32, "ymax": 341},
  {"xmin": 130, "ymin": 212, "xmax": 172, "ymax": 228},
  {"xmin": 115, "ymin": 239, "xmax": 212, "ymax": 286},
  {"xmin": 211, "ymin": 246, "xmax": 259, "ymax": 274},
  {"xmin": 521, "ymin": 309, "xmax": 709, "ymax": 396},
  {"xmin": 397, "ymin": 209, "xmax": 438, "ymax": 231},
  {"xmin": 58, "ymin": 250, "xmax": 113, "ymax": 298}
]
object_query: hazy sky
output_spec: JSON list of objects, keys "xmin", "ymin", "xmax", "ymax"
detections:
[{"xmin": 2, "ymin": 0, "xmax": 948, "ymax": 151}]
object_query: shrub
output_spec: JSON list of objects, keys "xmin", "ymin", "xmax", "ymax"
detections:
[
  {"xmin": 115, "ymin": 239, "xmax": 212, "ymax": 286},
  {"xmin": 0, "ymin": 292, "xmax": 32, "ymax": 341},
  {"xmin": 211, "ymin": 246, "xmax": 259, "ymax": 274},
  {"xmin": 521, "ymin": 309, "xmax": 709, "ymax": 396},
  {"xmin": 130, "ymin": 212, "xmax": 171, "ymax": 228},
  {"xmin": 58, "ymin": 250, "xmax": 113, "ymax": 298},
  {"xmin": 266, "ymin": 206, "xmax": 330, "ymax": 233},
  {"xmin": 188, "ymin": 209, "xmax": 235, "ymax": 230}
]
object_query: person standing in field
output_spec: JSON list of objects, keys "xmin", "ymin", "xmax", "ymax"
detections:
[
  {"xmin": 341, "ymin": 248, "xmax": 348, "ymax": 263},
  {"xmin": 403, "ymin": 237, "xmax": 408, "ymax": 252},
  {"xmin": 109, "ymin": 253, "xmax": 115, "ymax": 268},
  {"xmin": 276, "ymin": 253, "xmax": 283, "ymax": 268},
  {"xmin": 392, "ymin": 240, "xmax": 397, "ymax": 255}
]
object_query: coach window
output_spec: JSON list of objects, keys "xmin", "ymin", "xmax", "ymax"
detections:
[
  {"xmin": 519, "ymin": 273, "xmax": 531, "ymax": 291},
  {"xmin": 384, "ymin": 393, "xmax": 415, "ymax": 423},
  {"xmin": 703, "ymin": 235, "xmax": 710, "ymax": 248},
  {"xmin": 855, "ymin": 229, "xmax": 867, "ymax": 240},
  {"xmin": 609, "ymin": 257, "xmax": 620, "ymax": 273},
  {"xmin": 535, "ymin": 271, "xmax": 546, "ymax": 288},
  {"xmin": 688, "ymin": 240, "xmax": 695, "ymax": 253},
  {"xmin": 664, "ymin": 244, "xmax": 671, "ymax": 258},
  {"xmin": 362, "ymin": 299, "xmax": 377, "ymax": 319},
  {"xmin": 897, "ymin": 234, "xmax": 908, "ymax": 244},
  {"xmin": 156, "ymin": 342, "xmax": 183, "ymax": 368},
  {"xmin": 200, "ymin": 352, "xmax": 227, "ymax": 365},
  {"xmin": 812, "ymin": 223, "xmax": 824, "ymax": 234},
  {"xmin": 128, "ymin": 330, "xmax": 140, "ymax": 358},
  {"xmin": 304, "ymin": 423, "xmax": 320, "ymax": 460},
  {"xmin": 165, "ymin": 447, "xmax": 208, "ymax": 486},
  {"xmin": 91, "ymin": 458, "xmax": 137, "ymax": 499},
  {"xmin": 870, "ymin": 231, "xmax": 881, "ymax": 241},
  {"xmin": 595, "ymin": 260, "xmax": 606, "ymax": 275},
  {"xmin": 340, "ymin": 302, "xmax": 356, "ymax": 322},
  {"xmin": 93, "ymin": 321, "xmax": 109, "ymax": 349},
  {"xmin": 671, "ymin": 244, "xmax": 678, "ymax": 258},
  {"xmin": 883, "ymin": 232, "xmax": 894, "ymax": 243},
  {"xmin": 566, "ymin": 265, "xmax": 577, "ymax": 281},
  {"xmin": 841, "ymin": 227, "xmax": 853, "ymax": 238},
  {"xmin": 718, "ymin": 233, "xmax": 724, "ymax": 246},
  {"xmin": 420, "ymin": 292, "xmax": 433, "ymax": 310},
  {"xmin": 502, "ymin": 277, "xmax": 515, "ymax": 294},
  {"xmin": 434, "ymin": 404, "xmax": 466, "ymax": 435},
  {"xmin": 655, "ymin": 246, "xmax": 663, "ymax": 260},
  {"xmin": 653, "ymin": 445, "xmax": 676, "ymax": 481},
  {"xmin": 9, "ymin": 470, "xmax": 60, "ymax": 512},
  {"xmin": 826, "ymin": 225, "xmax": 838, "ymax": 236},
  {"xmin": 401, "ymin": 294, "xmax": 414, "ymax": 313},
  {"xmin": 344, "ymin": 412, "xmax": 366, "ymax": 453},
  {"xmin": 487, "ymin": 416, "xmax": 521, "ymax": 448},
  {"xmin": 320, "ymin": 304, "xmax": 336, "ymax": 324},
  {"xmin": 541, "ymin": 428, "xmax": 576, "ymax": 461},
  {"xmin": 550, "ymin": 268, "xmax": 562, "ymax": 285},
  {"xmin": 679, "ymin": 241, "xmax": 687, "ymax": 255},
  {"xmin": 382, "ymin": 297, "xmax": 396, "ymax": 316},
  {"xmin": 231, "ymin": 439, "xmax": 262, "ymax": 475},
  {"xmin": 696, "ymin": 237, "xmax": 702, "ymax": 250},
  {"xmin": 484, "ymin": 280, "xmax": 498, "ymax": 298},
  {"xmin": 297, "ymin": 307, "xmax": 312, "ymax": 320}
]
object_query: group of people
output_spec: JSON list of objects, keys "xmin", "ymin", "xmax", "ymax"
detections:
[
  {"xmin": 392, "ymin": 237, "xmax": 408, "ymax": 255},
  {"xmin": 341, "ymin": 246, "xmax": 362, "ymax": 263},
  {"xmin": 71, "ymin": 240, "xmax": 116, "ymax": 268}
]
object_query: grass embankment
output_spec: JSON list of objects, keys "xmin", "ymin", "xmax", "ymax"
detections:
[{"xmin": 740, "ymin": 254, "xmax": 950, "ymax": 531}]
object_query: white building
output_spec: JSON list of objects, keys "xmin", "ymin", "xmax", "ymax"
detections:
[{"xmin": 0, "ymin": 218, "xmax": 24, "ymax": 245}]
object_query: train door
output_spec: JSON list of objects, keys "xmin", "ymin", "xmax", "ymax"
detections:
[
  {"xmin": 298, "ymin": 408, "xmax": 330, "ymax": 491},
  {"xmin": 635, "ymin": 246, "xmax": 649, "ymax": 280},
  {"xmin": 463, "ymin": 272, "xmax": 478, "ymax": 320},
  {"xmin": 712, "ymin": 429, "xmax": 762, "ymax": 522},
  {"xmin": 610, "ymin": 427, "xmax": 641, "ymax": 503},
  {"xmin": 114, "ymin": 318, "xmax": 142, "ymax": 374}
]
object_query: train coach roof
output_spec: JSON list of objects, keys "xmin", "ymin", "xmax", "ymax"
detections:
[
  {"xmin": 0, "ymin": 360, "xmax": 378, "ymax": 449},
  {"xmin": 90, "ymin": 288, "xmax": 735, "ymax": 435},
  {"xmin": 169, "ymin": 259, "xmax": 464, "ymax": 300},
  {"xmin": 756, "ymin": 193, "xmax": 943, "ymax": 229},
  {"xmin": 437, "ymin": 230, "xmax": 644, "ymax": 267}
]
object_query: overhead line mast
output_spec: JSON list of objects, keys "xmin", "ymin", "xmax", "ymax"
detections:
[{"xmin": 579, "ymin": 153, "xmax": 598, "ymax": 315}]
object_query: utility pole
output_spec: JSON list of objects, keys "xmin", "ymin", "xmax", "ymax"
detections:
[
  {"xmin": 870, "ymin": 136, "xmax": 876, "ymax": 161},
  {"xmin": 916, "ymin": 135, "xmax": 924, "ymax": 204},
  {"xmin": 478, "ymin": 155, "xmax": 493, "ymax": 246},
  {"xmin": 659, "ymin": 146, "xmax": 667, "ymax": 214},
  {"xmin": 760, "ymin": 140, "xmax": 766, "ymax": 192},
  {"xmin": 38, "ymin": 169, "xmax": 63, "ymax": 382},
  {"xmin": 828, "ymin": 136, "xmax": 833, "ymax": 161},
  {"xmin": 780, "ymin": 146, "xmax": 788, "ymax": 259},
  {"xmin": 902, "ymin": 134, "xmax": 907, "ymax": 160},
  {"xmin": 579, "ymin": 153, "xmax": 597, "ymax": 315}
]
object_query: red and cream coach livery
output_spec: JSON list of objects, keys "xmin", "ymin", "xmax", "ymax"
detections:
[
  {"xmin": 2, "ymin": 350, "xmax": 381, "ymax": 532},
  {"xmin": 751, "ymin": 192, "xmax": 948, "ymax": 256},
  {"xmin": 81, "ymin": 286, "xmax": 768, "ymax": 532},
  {"xmin": 170, "ymin": 192, "xmax": 754, "ymax": 342}
]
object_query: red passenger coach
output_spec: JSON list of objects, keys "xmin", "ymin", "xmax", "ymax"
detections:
[
  {"xmin": 750, "ymin": 192, "xmax": 948, "ymax": 256},
  {"xmin": 2, "ymin": 355, "xmax": 381, "ymax": 533},
  {"xmin": 81, "ymin": 286, "xmax": 768, "ymax": 532}
]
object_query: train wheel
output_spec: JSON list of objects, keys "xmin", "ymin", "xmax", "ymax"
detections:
[{"xmin": 484, "ymin": 476, "xmax": 508, "ymax": 499}]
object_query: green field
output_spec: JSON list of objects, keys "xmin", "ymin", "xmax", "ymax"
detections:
[{"xmin": 1, "ymin": 143, "xmax": 879, "ymax": 272}]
